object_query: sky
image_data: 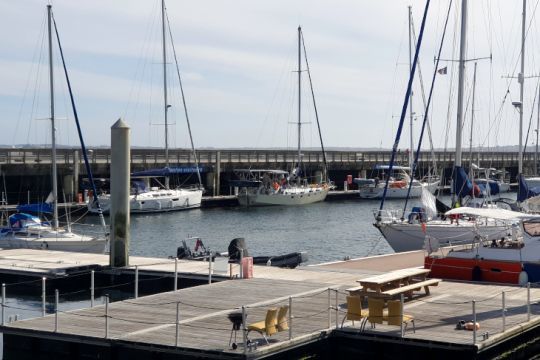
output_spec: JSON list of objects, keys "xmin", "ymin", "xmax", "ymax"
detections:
[{"xmin": 0, "ymin": 0, "xmax": 539, "ymax": 151}]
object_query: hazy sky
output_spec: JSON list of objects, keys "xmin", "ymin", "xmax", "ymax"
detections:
[{"xmin": 0, "ymin": 1, "xmax": 538, "ymax": 150}]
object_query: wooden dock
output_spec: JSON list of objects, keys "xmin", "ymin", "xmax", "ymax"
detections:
[{"xmin": 0, "ymin": 249, "xmax": 540, "ymax": 358}]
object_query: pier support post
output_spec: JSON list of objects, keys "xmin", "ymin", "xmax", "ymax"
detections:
[
  {"xmin": 472, "ymin": 300, "xmax": 476, "ymax": 344},
  {"xmin": 73, "ymin": 150, "xmax": 79, "ymax": 199},
  {"xmin": 288, "ymin": 296, "xmax": 293, "ymax": 340},
  {"xmin": 175, "ymin": 302, "xmax": 180, "ymax": 347},
  {"xmin": 135, "ymin": 265, "xmax": 139, "ymax": 299},
  {"xmin": 42, "ymin": 277, "xmax": 46, "ymax": 317},
  {"xmin": 527, "ymin": 282, "xmax": 531, "ymax": 321},
  {"xmin": 215, "ymin": 151, "xmax": 221, "ymax": 196},
  {"xmin": 242, "ymin": 306, "xmax": 247, "ymax": 355},
  {"xmin": 174, "ymin": 258, "xmax": 178, "ymax": 291},
  {"xmin": 110, "ymin": 118, "xmax": 130, "ymax": 268},
  {"xmin": 1, "ymin": 283, "xmax": 5, "ymax": 325},
  {"xmin": 105, "ymin": 295, "xmax": 109, "ymax": 338},
  {"xmin": 90, "ymin": 270, "xmax": 95, "ymax": 307},
  {"xmin": 502, "ymin": 291, "xmax": 506, "ymax": 332},
  {"xmin": 54, "ymin": 289, "xmax": 59, "ymax": 332}
]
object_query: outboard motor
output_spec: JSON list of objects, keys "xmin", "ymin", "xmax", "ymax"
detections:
[{"xmin": 228, "ymin": 238, "xmax": 248, "ymax": 262}]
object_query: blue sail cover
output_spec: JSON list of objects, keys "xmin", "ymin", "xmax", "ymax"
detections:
[
  {"xmin": 17, "ymin": 203, "xmax": 53, "ymax": 214},
  {"xmin": 453, "ymin": 166, "xmax": 473, "ymax": 198},
  {"xmin": 518, "ymin": 174, "xmax": 540, "ymax": 202},
  {"xmin": 131, "ymin": 166, "xmax": 205, "ymax": 177},
  {"xmin": 8, "ymin": 213, "xmax": 43, "ymax": 229}
]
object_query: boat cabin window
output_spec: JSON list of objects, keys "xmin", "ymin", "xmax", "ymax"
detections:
[{"xmin": 522, "ymin": 221, "xmax": 540, "ymax": 236}]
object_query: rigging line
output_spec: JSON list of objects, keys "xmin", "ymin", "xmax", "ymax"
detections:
[
  {"xmin": 402, "ymin": 0, "xmax": 453, "ymax": 219},
  {"xmin": 165, "ymin": 10, "xmax": 203, "ymax": 189},
  {"xmin": 300, "ymin": 29, "xmax": 328, "ymax": 183},
  {"xmin": 378, "ymin": 0, "xmax": 431, "ymax": 213},
  {"xmin": 51, "ymin": 14, "xmax": 107, "ymax": 233},
  {"xmin": 523, "ymin": 80, "xmax": 540, "ymax": 154}
]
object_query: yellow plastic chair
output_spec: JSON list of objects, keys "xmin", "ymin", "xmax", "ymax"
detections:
[
  {"xmin": 341, "ymin": 295, "xmax": 369, "ymax": 328},
  {"xmin": 276, "ymin": 305, "xmax": 289, "ymax": 332},
  {"xmin": 387, "ymin": 299, "xmax": 415, "ymax": 333},
  {"xmin": 247, "ymin": 308, "xmax": 278, "ymax": 344},
  {"xmin": 366, "ymin": 297, "xmax": 387, "ymax": 329}
]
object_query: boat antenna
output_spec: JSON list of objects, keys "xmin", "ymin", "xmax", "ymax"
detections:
[
  {"xmin": 300, "ymin": 29, "xmax": 329, "ymax": 183},
  {"xmin": 52, "ymin": 13, "xmax": 107, "ymax": 232},
  {"xmin": 378, "ymin": 0, "xmax": 431, "ymax": 216},
  {"xmin": 401, "ymin": 0, "xmax": 452, "ymax": 219},
  {"xmin": 165, "ymin": 9, "xmax": 203, "ymax": 189},
  {"xmin": 47, "ymin": 5, "xmax": 59, "ymax": 230}
]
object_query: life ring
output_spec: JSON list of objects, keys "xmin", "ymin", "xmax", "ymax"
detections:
[{"xmin": 272, "ymin": 182, "xmax": 280, "ymax": 191}]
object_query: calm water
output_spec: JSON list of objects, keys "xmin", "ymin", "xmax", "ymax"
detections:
[{"xmin": 83, "ymin": 198, "xmax": 426, "ymax": 264}]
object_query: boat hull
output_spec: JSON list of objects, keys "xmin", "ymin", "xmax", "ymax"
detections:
[
  {"xmin": 89, "ymin": 189, "xmax": 203, "ymax": 214},
  {"xmin": 238, "ymin": 187, "xmax": 328, "ymax": 206},
  {"xmin": 425, "ymin": 256, "xmax": 523, "ymax": 284},
  {"xmin": 376, "ymin": 220, "xmax": 510, "ymax": 252},
  {"xmin": 359, "ymin": 182, "xmax": 438, "ymax": 199},
  {"xmin": 0, "ymin": 232, "xmax": 107, "ymax": 253}
]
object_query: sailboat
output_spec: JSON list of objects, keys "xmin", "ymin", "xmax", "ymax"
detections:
[
  {"xmin": 88, "ymin": 0, "xmax": 203, "ymax": 214},
  {"xmin": 0, "ymin": 4, "xmax": 108, "ymax": 253},
  {"xmin": 375, "ymin": 0, "xmax": 513, "ymax": 253},
  {"xmin": 233, "ymin": 26, "xmax": 330, "ymax": 207}
]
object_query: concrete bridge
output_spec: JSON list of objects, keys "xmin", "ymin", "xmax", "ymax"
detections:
[{"xmin": 0, "ymin": 147, "xmax": 535, "ymax": 203}]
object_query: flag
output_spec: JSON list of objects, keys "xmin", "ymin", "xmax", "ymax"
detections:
[{"xmin": 437, "ymin": 66, "xmax": 447, "ymax": 75}]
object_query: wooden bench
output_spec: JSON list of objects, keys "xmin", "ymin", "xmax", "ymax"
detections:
[
  {"xmin": 382, "ymin": 278, "xmax": 441, "ymax": 299},
  {"xmin": 346, "ymin": 286, "xmax": 363, "ymax": 294}
]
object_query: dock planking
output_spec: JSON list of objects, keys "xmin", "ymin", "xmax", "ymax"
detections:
[{"xmin": 1, "ymin": 248, "xmax": 540, "ymax": 357}]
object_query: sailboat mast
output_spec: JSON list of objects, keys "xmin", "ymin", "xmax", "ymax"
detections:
[
  {"xmin": 453, "ymin": 0, "xmax": 467, "ymax": 203},
  {"xmin": 162, "ymin": 0, "xmax": 170, "ymax": 189},
  {"xmin": 536, "ymin": 82, "xmax": 539, "ymax": 175},
  {"xmin": 297, "ymin": 26, "xmax": 302, "ymax": 184},
  {"xmin": 408, "ymin": 6, "xmax": 414, "ymax": 169},
  {"xmin": 469, "ymin": 62, "xmax": 477, "ymax": 177},
  {"xmin": 519, "ymin": 0, "xmax": 526, "ymax": 174},
  {"xmin": 47, "ymin": 5, "xmax": 59, "ymax": 230}
]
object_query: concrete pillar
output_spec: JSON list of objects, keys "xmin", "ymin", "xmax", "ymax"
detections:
[
  {"xmin": 63, "ymin": 175, "xmax": 74, "ymax": 202},
  {"xmin": 73, "ymin": 150, "xmax": 79, "ymax": 199},
  {"xmin": 314, "ymin": 171, "xmax": 323, "ymax": 184},
  {"xmin": 214, "ymin": 151, "xmax": 221, "ymax": 196},
  {"xmin": 110, "ymin": 118, "xmax": 130, "ymax": 268},
  {"xmin": 206, "ymin": 172, "xmax": 215, "ymax": 195}
]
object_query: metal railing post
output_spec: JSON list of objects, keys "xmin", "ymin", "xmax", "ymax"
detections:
[
  {"xmin": 54, "ymin": 289, "xmax": 59, "ymax": 332},
  {"xmin": 472, "ymin": 300, "xmax": 476, "ymax": 344},
  {"xmin": 327, "ymin": 288, "xmax": 331, "ymax": 329},
  {"xmin": 42, "ymin": 277, "xmax": 46, "ymax": 317},
  {"xmin": 527, "ymin": 282, "xmax": 531, "ymax": 322},
  {"xmin": 1, "ymin": 283, "xmax": 5, "ymax": 326},
  {"xmin": 105, "ymin": 295, "xmax": 109, "ymax": 338},
  {"xmin": 175, "ymin": 302, "xmax": 180, "ymax": 347},
  {"xmin": 90, "ymin": 270, "xmax": 95, "ymax": 308},
  {"xmin": 400, "ymin": 294, "xmax": 405, "ymax": 337},
  {"xmin": 335, "ymin": 289, "xmax": 339, "ymax": 329},
  {"xmin": 174, "ymin": 258, "xmax": 178, "ymax": 291},
  {"xmin": 502, "ymin": 291, "xmax": 506, "ymax": 332},
  {"xmin": 288, "ymin": 296, "xmax": 293, "ymax": 340},
  {"xmin": 208, "ymin": 257, "xmax": 212, "ymax": 284},
  {"xmin": 242, "ymin": 306, "xmax": 247, "ymax": 355},
  {"xmin": 134, "ymin": 265, "xmax": 139, "ymax": 299}
]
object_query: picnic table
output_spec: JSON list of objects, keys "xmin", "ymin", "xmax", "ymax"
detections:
[{"xmin": 347, "ymin": 268, "xmax": 440, "ymax": 301}]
